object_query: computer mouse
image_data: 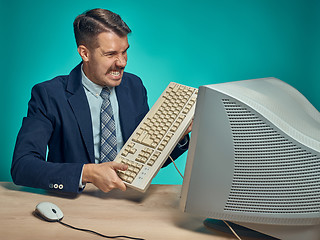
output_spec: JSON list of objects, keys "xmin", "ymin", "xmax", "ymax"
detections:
[{"xmin": 35, "ymin": 202, "xmax": 64, "ymax": 222}]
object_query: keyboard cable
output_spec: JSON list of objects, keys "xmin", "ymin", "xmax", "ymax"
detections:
[
  {"xmin": 168, "ymin": 155, "xmax": 242, "ymax": 240},
  {"xmin": 168, "ymin": 155, "xmax": 184, "ymax": 179}
]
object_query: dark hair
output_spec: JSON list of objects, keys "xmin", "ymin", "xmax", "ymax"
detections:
[{"xmin": 73, "ymin": 8, "xmax": 131, "ymax": 49}]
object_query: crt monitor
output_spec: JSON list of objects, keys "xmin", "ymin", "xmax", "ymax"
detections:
[{"xmin": 180, "ymin": 78, "xmax": 320, "ymax": 240}]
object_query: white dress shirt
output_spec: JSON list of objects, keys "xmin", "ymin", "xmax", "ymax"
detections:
[{"xmin": 79, "ymin": 65, "xmax": 124, "ymax": 188}]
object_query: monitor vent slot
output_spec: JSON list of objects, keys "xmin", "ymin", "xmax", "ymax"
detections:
[{"xmin": 222, "ymin": 99, "xmax": 320, "ymax": 214}]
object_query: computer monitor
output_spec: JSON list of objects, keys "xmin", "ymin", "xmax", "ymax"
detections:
[{"xmin": 180, "ymin": 78, "xmax": 320, "ymax": 240}]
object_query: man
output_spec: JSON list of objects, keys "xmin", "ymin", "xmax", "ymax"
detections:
[{"xmin": 11, "ymin": 8, "xmax": 190, "ymax": 193}]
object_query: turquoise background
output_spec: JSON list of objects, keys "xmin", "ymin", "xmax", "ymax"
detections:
[{"xmin": 1, "ymin": 0, "xmax": 319, "ymax": 186}]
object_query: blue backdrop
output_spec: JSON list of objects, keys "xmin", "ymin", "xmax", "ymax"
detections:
[{"xmin": 1, "ymin": 0, "xmax": 319, "ymax": 185}]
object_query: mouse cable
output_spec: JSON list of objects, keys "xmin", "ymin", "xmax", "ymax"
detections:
[
  {"xmin": 169, "ymin": 155, "xmax": 184, "ymax": 179},
  {"xmin": 58, "ymin": 219, "xmax": 145, "ymax": 240}
]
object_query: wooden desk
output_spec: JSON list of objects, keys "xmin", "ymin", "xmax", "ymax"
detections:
[{"xmin": 0, "ymin": 182, "xmax": 235, "ymax": 240}]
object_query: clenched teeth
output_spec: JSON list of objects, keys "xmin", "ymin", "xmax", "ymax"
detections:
[{"xmin": 110, "ymin": 71, "xmax": 120, "ymax": 76}]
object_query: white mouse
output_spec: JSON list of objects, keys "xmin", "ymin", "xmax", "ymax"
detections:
[{"xmin": 35, "ymin": 202, "xmax": 64, "ymax": 222}]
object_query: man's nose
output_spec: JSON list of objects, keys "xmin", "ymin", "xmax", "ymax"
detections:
[{"xmin": 115, "ymin": 55, "xmax": 127, "ymax": 67}]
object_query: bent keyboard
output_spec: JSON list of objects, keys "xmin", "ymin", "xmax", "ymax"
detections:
[{"xmin": 114, "ymin": 82, "xmax": 198, "ymax": 192}]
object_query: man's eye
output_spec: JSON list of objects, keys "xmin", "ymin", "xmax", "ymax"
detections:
[{"xmin": 103, "ymin": 51, "xmax": 117, "ymax": 57}]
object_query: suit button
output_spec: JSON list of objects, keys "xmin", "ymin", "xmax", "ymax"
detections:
[
  {"xmin": 53, "ymin": 184, "xmax": 58, "ymax": 189},
  {"xmin": 49, "ymin": 184, "xmax": 53, "ymax": 189},
  {"xmin": 58, "ymin": 184, "xmax": 64, "ymax": 190}
]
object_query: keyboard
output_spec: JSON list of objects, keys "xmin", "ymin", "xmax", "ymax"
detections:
[{"xmin": 114, "ymin": 82, "xmax": 198, "ymax": 192}]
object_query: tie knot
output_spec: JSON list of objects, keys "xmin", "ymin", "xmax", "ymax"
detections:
[{"xmin": 100, "ymin": 87, "xmax": 111, "ymax": 100}]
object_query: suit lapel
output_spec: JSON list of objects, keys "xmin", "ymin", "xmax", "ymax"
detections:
[
  {"xmin": 66, "ymin": 64, "xmax": 95, "ymax": 163},
  {"xmin": 116, "ymin": 78, "xmax": 137, "ymax": 143}
]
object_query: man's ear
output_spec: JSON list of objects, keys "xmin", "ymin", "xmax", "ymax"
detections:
[{"xmin": 77, "ymin": 45, "xmax": 90, "ymax": 62}]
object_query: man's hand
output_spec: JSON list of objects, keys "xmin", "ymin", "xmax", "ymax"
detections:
[{"xmin": 82, "ymin": 162, "xmax": 128, "ymax": 192}]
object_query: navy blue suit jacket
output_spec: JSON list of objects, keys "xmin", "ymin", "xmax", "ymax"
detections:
[{"xmin": 11, "ymin": 64, "xmax": 188, "ymax": 193}]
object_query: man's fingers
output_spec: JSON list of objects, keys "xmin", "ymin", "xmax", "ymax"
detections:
[
  {"xmin": 110, "ymin": 166, "xmax": 127, "ymax": 192},
  {"xmin": 103, "ymin": 178, "xmax": 126, "ymax": 192},
  {"xmin": 85, "ymin": 162, "xmax": 128, "ymax": 192},
  {"xmin": 186, "ymin": 120, "xmax": 193, "ymax": 133},
  {"xmin": 109, "ymin": 162, "xmax": 127, "ymax": 191},
  {"xmin": 116, "ymin": 181, "xmax": 127, "ymax": 191},
  {"xmin": 110, "ymin": 162, "xmax": 128, "ymax": 171}
]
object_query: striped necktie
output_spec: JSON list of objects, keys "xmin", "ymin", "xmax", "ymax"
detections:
[{"xmin": 100, "ymin": 87, "xmax": 117, "ymax": 162}]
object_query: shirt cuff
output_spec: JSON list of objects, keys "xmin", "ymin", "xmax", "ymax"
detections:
[
  {"xmin": 79, "ymin": 165, "xmax": 86, "ymax": 190},
  {"xmin": 177, "ymin": 135, "xmax": 189, "ymax": 148}
]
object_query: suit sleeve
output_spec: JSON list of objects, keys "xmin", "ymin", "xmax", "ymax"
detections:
[
  {"xmin": 11, "ymin": 84, "xmax": 84, "ymax": 193},
  {"xmin": 162, "ymin": 134, "xmax": 190, "ymax": 168}
]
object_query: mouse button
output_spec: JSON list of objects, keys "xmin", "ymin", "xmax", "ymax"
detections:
[
  {"xmin": 55, "ymin": 209, "xmax": 64, "ymax": 220},
  {"xmin": 49, "ymin": 204, "xmax": 64, "ymax": 219},
  {"xmin": 49, "ymin": 204, "xmax": 64, "ymax": 220},
  {"xmin": 36, "ymin": 202, "xmax": 51, "ymax": 214},
  {"xmin": 35, "ymin": 202, "xmax": 60, "ymax": 221}
]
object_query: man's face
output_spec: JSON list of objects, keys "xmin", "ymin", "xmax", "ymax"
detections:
[{"xmin": 80, "ymin": 31, "xmax": 129, "ymax": 87}]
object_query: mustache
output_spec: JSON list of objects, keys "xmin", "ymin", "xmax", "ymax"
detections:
[{"xmin": 109, "ymin": 66, "xmax": 125, "ymax": 72}]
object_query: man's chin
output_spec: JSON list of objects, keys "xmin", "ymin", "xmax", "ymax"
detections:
[{"xmin": 105, "ymin": 78, "xmax": 122, "ymax": 87}]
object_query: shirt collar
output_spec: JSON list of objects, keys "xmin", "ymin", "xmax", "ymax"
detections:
[{"xmin": 81, "ymin": 64, "xmax": 113, "ymax": 98}]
